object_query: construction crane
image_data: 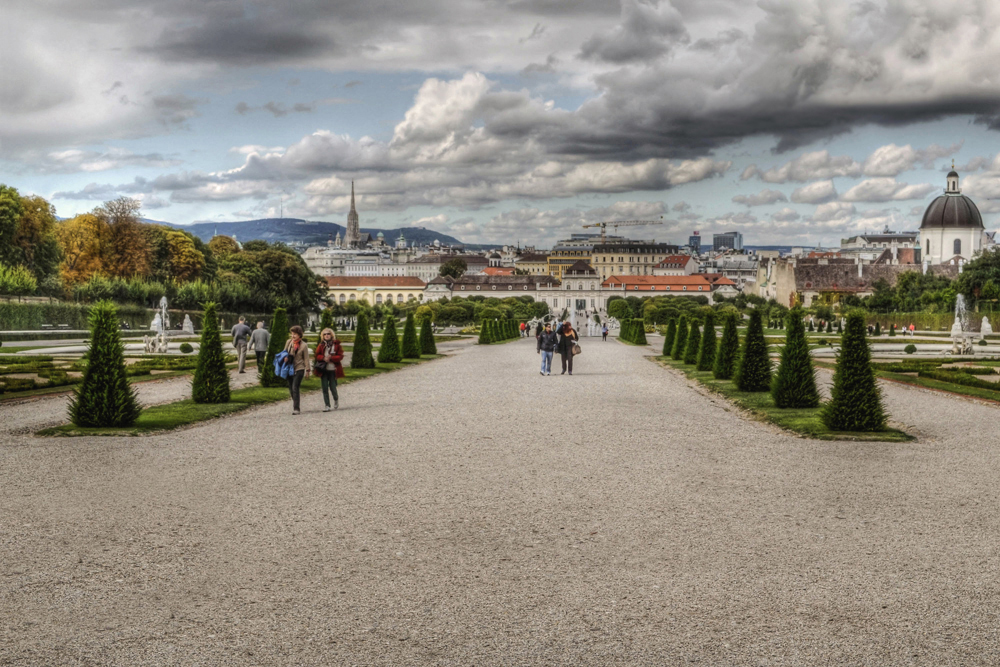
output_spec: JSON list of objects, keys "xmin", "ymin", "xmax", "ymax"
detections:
[{"xmin": 582, "ymin": 219, "xmax": 664, "ymax": 244}]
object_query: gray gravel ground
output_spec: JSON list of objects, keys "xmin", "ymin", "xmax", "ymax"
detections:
[{"xmin": 2, "ymin": 336, "xmax": 1000, "ymax": 665}]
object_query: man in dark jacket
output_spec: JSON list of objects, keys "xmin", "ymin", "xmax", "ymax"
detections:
[
  {"xmin": 557, "ymin": 321, "xmax": 579, "ymax": 375},
  {"xmin": 536, "ymin": 323, "xmax": 557, "ymax": 376}
]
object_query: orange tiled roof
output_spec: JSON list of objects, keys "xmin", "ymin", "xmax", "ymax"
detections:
[
  {"xmin": 325, "ymin": 276, "xmax": 426, "ymax": 288},
  {"xmin": 601, "ymin": 274, "xmax": 734, "ymax": 292},
  {"xmin": 654, "ymin": 255, "xmax": 695, "ymax": 268},
  {"xmin": 483, "ymin": 266, "xmax": 515, "ymax": 275}
]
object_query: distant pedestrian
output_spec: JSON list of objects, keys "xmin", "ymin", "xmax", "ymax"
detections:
[
  {"xmin": 558, "ymin": 321, "xmax": 579, "ymax": 376},
  {"xmin": 602, "ymin": 324, "xmax": 609, "ymax": 341},
  {"xmin": 314, "ymin": 328, "xmax": 344, "ymax": 412},
  {"xmin": 520, "ymin": 321, "xmax": 526, "ymax": 337},
  {"xmin": 537, "ymin": 323, "xmax": 557, "ymax": 376},
  {"xmin": 535, "ymin": 321, "xmax": 543, "ymax": 339},
  {"xmin": 283, "ymin": 325, "xmax": 310, "ymax": 415},
  {"xmin": 231, "ymin": 316, "xmax": 251, "ymax": 374},
  {"xmin": 250, "ymin": 321, "xmax": 270, "ymax": 371},
  {"xmin": 909, "ymin": 323, "xmax": 915, "ymax": 336}
]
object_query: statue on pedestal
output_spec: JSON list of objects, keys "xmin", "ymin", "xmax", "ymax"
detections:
[{"xmin": 182, "ymin": 315, "xmax": 195, "ymax": 334}]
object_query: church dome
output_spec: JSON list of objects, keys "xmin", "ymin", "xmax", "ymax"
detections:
[
  {"xmin": 920, "ymin": 194, "xmax": 983, "ymax": 230},
  {"xmin": 920, "ymin": 169, "xmax": 983, "ymax": 230}
]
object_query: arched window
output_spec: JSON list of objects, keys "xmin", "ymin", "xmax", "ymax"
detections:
[
  {"xmin": 590, "ymin": 283, "xmax": 595, "ymax": 290},
  {"xmin": 578, "ymin": 283, "xmax": 583, "ymax": 290},
  {"xmin": 349, "ymin": 294, "xmax": 357, "ymax": 301},
  {"xmin": 926, "ymin": 239, "xmax": 930, "ymax": 256},
  {"xmin": 339, "ymin": 294, "xmax": 346, "ymax": 304},
  {"xmin": 397, "ymin": 294, "xmax": 404, "ymax": 303},
  {"xmin": 954, "ymin": 238, "xmax": 962, "ymax": 256},
  {"xmin": 376, "ymin": 294, "xmax": 383, "ymax": 304}
]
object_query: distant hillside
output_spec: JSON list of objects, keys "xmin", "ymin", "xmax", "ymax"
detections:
[{"xmin": 163, "ymin": 218, "xmax": 473, "ymax": 248}]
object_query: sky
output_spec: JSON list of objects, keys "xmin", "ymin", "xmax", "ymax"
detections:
[{"xmin": 7, "ymin": 0, "xmax": 1000, "ymax": 248}]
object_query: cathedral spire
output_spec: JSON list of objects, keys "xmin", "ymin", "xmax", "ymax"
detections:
[
  {"xmin": 350, "ymin": 181, "xmax": 356, "ymax": 213},
  {"xmin": 345, "ymin": 181, "xmax": 361, "ymax": 248}
]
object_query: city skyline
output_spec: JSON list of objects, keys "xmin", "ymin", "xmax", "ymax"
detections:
[{"xmin": 7, "ymin": 1, "xmax": 1000, "ymax": 247}]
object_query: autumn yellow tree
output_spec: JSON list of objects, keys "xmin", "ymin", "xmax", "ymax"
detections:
[
  {"xmin": 95, "ymin": 196, "xmax": 151, "ymax": 278},
  {"xmin": 208, "ymin": 235, "xmax": 240, "ymax": 258},
  {"xmin": 164, "ymin": 230, "xmax": 206, "ymax": 281},
  {"xmin": 56, "ymin": 214, "xmax": 111, "ymax": 284},
  {"xmin": 14, "ymin": 195, "xmax": 62, "ymax": 282}
]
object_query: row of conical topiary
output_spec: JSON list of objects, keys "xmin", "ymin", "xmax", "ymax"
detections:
[
  {"xmin": 478, "ymin": 318, "xmax": 519, "ymax": 344},
  {"xmin": 619, "ymin": 318, "xmax": 648, "ymax": 345},
  {"xmin": 69, "ymin": 301, "xmax": 439, "ymax": 428},
  {"xmin": 663, "ymin": 308, "xmax": 886, "ymax": 432}
]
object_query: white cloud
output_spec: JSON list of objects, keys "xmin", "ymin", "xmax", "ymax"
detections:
[
  {"xmin": 743, "ymin": 151, "xmax": 861, "ymax": 183},
  {"xmin": 841, "ymin": 178, "xmax": 936, "ymax": 202},
  {"xmin": 771, "ymin": 207, "xmax": 800, "ymax": 222},
  {"xmin": 732, "ymin": 188, "xmax": 787, "ymax": 207},
  {"xmin": 809, "ymin": 202, "xmax": 856, "ymax": 222},
  {"xmin": 861, "ymin": 143, "xmax": 961, "ymax": 177},
  {"xmin": 790, "ymin": 180, "xmax": 838, "ymax": 204}
]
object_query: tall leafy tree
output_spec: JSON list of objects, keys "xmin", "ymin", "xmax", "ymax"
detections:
[
  {"xmin": 671, "ymin": 315, "xmax": 688, "ymax": 360},
  {"xmin": 735, "ymin": 309, "xmax": 772, "ymax": 392},
  {"xmin": 192, "ymin": 302, "xmax": 231, "ymax": 404},
  {"xmin": 68, "ymin": 301, "xmax": 142, "ymax": 427},
  {"xmin": 56, "ymin": 214, "xmax": 111, "ymax": 285},
  {"xmin": 696, "ymin": 310, "xmax": 717, "ymax": 371},
  {"xmin": 95, "ymin": 196, "xmax": 151, "ymax": 278},
  {"xmin": 822, "ymin": 311, "xmax": 887, "ymax": 431},
  {"xmin": 439, "ymin": 258, "xmax": 467, "ymax": 279},
  {"xmin": 771, "ymin": 307, "xmax": 819, "ymax": 408},
  {"xmin": 0, "ymin": 185, "xmax": 24, "ymax": 266},
  {"xmin": 12, "ymin": 195, "xmax": 61, "ymax": 282},
  {"xmin": 713, "ymin": 312, "xmax": 740, "ymax": 380}
]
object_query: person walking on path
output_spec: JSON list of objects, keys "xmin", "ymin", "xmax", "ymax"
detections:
[
  {"xmin": 520, "ymin": 321, "xmax": 526, "ymax": 338},
  {"xmin": 537, "ymin": 322, "xmax": 557, "ymax": 376},
  {"xmin": 230, "ymin": 316, "xmax": 252, "ymax": 373},
  {"xmin": 314, "ymin": 328, "xmax": 344, "ymax": 412},
  {"xmin": 535, "ymin": 321, "xmax": 543, "ymax": 339},
  {"xmin": 602, "ymin": 324, "xmax": 609, "ymax": 341},
  {"xmin": 557, "ymin": 320, "xmax": 579, "ymax": 376},
  {"xmin": 282, "ymin": 325, "xmax": 310, "ymax": 415},
  {"xmin": 250, "ymin": 321, "xmax": 270, "ymax": 371}
]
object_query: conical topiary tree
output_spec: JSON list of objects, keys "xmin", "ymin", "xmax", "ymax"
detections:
[
  {"xmin": 68, "ymin": 300, "xmax": 142, "ymax": 427},
  {"xmin": 260, "ymin": 307, "xmax": 289, "ymax": 387},
  {"xmin": 770, "ymin": 307, "xmax": 819, "ymax": 408},
  {"xmin": 683, "ymin": 321, "xmax": 701, "ymax": 365},
  {"xmin": 192, "ymin": 302, "xmax": 231, "ymax": 404},
  {"xmin": 836, "ymin": 319, "xmax": 842, "ymax": 334},
  {"xmin": 874, "ymin": 321, "xmax": 881, "ymax": 336},
  {"xmin": 822, "ymin": 311, "xmax": 887, "ymax": 432},
  {"xmin": 402, "ymin": 312, "xmax": 421, "ymax": 358},
  {"xmin": 351, "ymin": 312, "xmax": 376, "ymax": 368},
  {"xmin": 634, "ymin": 320, "xmax": 648, "ymax": 345},
  {"xmin": 713, "ymin": 312, "xmax": 740, "ymax": 380},
  {"xmin": 377, "ymin": 314, "xmax": 402, "ymax": 363},
  {"xmin": 662, "ymin": 318, "xmax": 677, "ymax": 356},
  {"xmin": 807, "ymin": 320, "xmax": 814, "ymax": 332},
  {"xmin": 420, "ymin": 315, "xmax": 437, "ymax": 355},
  {"xmin": 889, "ymin": 323, "xmax": 896, "ymax": 336},
  {"xmin": 671, "ymin": 315, "xmax": 688, "ymax": 360},
  {"xmin": 696, "ymin": 310, "xmax": 717, "ymax": 371},
  {"xmin": 735, "ymin": 309, "xmax": 772, "ymax": 392},
  {"xmin": 478, "ymin": 320, "xmax": 490, "ymax": 344},
  {"xmin": 826, "ymin": 320, "xmax": 833, "ymax": 333}
]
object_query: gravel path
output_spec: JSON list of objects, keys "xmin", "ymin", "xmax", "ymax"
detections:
[{"xmin": 2, "ymin": 336, "xmax": 1000, "ymax": 665}]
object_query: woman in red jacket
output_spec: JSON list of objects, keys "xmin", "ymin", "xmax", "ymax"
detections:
[{"xmin": 315, "ymin": 328, "xmax": 345, "ymax": 411}]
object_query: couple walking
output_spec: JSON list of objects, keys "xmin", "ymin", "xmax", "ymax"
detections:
[
  {"xmin": 278, "ymin": 326, "xmax": 345, "ymax": 415},
  {"xmin": 231, "ymin": 316, "xmax": 271, "ymax": 373},
  {"xmin": 536, "ymin": 321, "xmax": 579, "ymax": 376}
]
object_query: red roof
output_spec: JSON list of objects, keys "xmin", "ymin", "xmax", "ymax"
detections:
[
  {"xmin": 601, "ymin": 274, "xmax": 734, "ymax": 292},
  {"xmin": 483, "ymin": 266, "xmax": 515, "ymax": 275},
  {"xmin": 325, "ymin": 276, "xmax": 426, "ymax": 288},
  {"xmin": 654, "ymin": 255, "xmax": 696, "ymax": 268}
]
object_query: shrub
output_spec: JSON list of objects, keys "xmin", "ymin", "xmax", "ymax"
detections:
[
  {"xmin": 889, "ymin": 323, "xmax": 896, "ymax": 337},
  {"xmin": 67, "ymin": 301, "xmax": 141, "ymax": 427},
  {"xmin": 260, "ymin": 308, "xmax": 289, "ymax": 387},
  {"xmin": 662, "ymin": 318, "xmax": 677, "ymax": 356},
  {"xmin": 771, "ymin": 307, "xmax": 819, "ymax": 408},
  {"xmin": 420, "ymin": 317, "xmax": 437, "ymax": 355},
  {"xmin": 826, "ymin": 321, "xmax": 833, "ymax": 333},
  {"xmin": 807, "ymin": 320, "xmax": 814, "ymax": 332},
  {"xmin": 735, "ymin": 309, "xmax": 771, "ymax": 392},
  {"xmin": 633, "ymin": 318, "xmax": 648, "ymax": 345},
  {"xmin": 919, "ymin": 369, "xmax": 999, "ymax": 389},
  {"xmin": 478, "ymin": 320, "xmax": 490, "ymax": 344},
  {"xmin": 402, "ymin": 313, "xmax": 421, "ymax": 358},
  {"xmin": 836, "ymin": 320, "xmax": 843, "ymax": 333},
  {"xmin": 713, "ymin": 313, "xmax": 740, "ymax": 380},
  {"xmin": 377, "ymin": 316, "xmax": 402, "ymax": 363},
  {"xmin": 671, "ymin": 315, "xmax": 688, "ymax": 360},
  {"xmin": 608, "ymin": 299, "xmax": 631, "ymax": 322},
  {"xmin": 979, "ymin": 338, "xmax": 988, "ymax": 347},
  {"xmin": 179, "ymin": 342, "xmax": 193, "ymax": 354},
  {"xmin": 696, "ymin": 311, "xmax": 716, "ymax": 371},
  {"xmin": 351, "ymin": 312, "xmax": 376, "ymax": 368},
  {"xmin": 874, "ymin": 321, "xmax": 881, "ymax": 336},
  {"xmin": 683, "ymin": 321, "xmax": 701, "ymax": 365},
  {"xmin": 822, "ymin": 312, "xmax": 887, "ymax": 432},
  {"xmin": 904, "ymin": 344, "xmax": 917, "ymax": 354},
  {"xmin": 192, "ymin": 302, "xmax": 231, "ymax": 404}
]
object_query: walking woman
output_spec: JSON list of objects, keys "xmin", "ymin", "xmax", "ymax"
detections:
[
  {"xmin": 314, "ymin": 327, "xmax": 344, "ymax": 412},
  {"xmin": 558, "ymin": 320, "xmax": 579, "ymax": 375},
  {"xmin": 283, "ymin": 325, "xmax": 310, "ymax": 415}
]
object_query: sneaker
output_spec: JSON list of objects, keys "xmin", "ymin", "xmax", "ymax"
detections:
[
  {"xmin": 540, "ymin": 371, "xmax": 544, "ymax": 375},
  {"xmin": 323, "ymin": 406, "xmax": 331, "ymax": 412},
  {"xmin": 292, "ymin": 409, "xmax": 300, "ymax": 415},
  {"xmin": 334, "ymin": 401, "xmax": 339, "ymax": 410},
  {"xmin": 545, "ymin": 372, "xmax": 551, "ymax": 376},
  {"xmin": 238, "ymin": 370, "xmax": 245, "ymax": 374}
]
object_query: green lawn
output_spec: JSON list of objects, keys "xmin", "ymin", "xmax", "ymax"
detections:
[
  {"xmin": 37, "ymin": 356, "xmax": 442, "ymax": 437},
  {"xmin": 654, "ymin": 356, "xmax": 912, "ymax": 442}
]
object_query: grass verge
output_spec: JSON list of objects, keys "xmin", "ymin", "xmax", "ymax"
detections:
[
  {"xmin": 37, "ymin": 356, "xmax": 442, "ymax": 437},
  {"xmin": 654, "ymin": 356, "xmax": 912, "ymax": 442}
]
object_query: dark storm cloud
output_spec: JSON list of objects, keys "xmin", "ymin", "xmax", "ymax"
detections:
[{"xmin": 147, "ymin": 19, "xmax": 335, "ymax": 66}]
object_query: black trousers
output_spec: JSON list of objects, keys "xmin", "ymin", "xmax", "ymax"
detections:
[
  {"xmin": 255, "ymin": 351, "xmax": 266, "ymax": 367},
  {"xmin": 287, "ymin": 370, "xmax": 305, "ymax": 410},
  {"xmin": 561, "ymin": 353, "xmax": 573, "ymax": 374}
]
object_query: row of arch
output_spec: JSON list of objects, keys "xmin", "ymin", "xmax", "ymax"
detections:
[{"xmin": 336, "ymin": 293, "xmax": 417, "ymax": 304}]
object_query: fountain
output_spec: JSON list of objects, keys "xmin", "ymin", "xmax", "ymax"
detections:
[{"xmin": 950, "ymin": 294, "xmax": 975, "ymax": 355}]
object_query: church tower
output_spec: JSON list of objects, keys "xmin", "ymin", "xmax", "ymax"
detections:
[{"xmin": 345, "ymin": 181, "xmax": 361, "ymax": 248}]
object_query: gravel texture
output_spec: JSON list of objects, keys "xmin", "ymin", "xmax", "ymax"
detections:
[{"xmin": 2, "ymin": 336, "xmax": 1000, "ymax": 665}]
